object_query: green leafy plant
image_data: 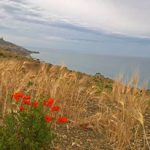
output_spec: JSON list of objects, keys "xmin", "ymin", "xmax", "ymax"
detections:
[{"xmin": 0, "ymin": 92, "xmax": 68, "ymax": 150}]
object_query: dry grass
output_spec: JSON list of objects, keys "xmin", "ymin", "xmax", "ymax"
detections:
[
  {"xmin": 0, "ymin": 59, "xmax": 96, "ymax": 125},
  {"xmin": 87, "ymin": 74, "xmax": 150, "ymax": 150},
  {"xmin": 0, "ymin": 59, "xmax": 150, "ymax": 149}
]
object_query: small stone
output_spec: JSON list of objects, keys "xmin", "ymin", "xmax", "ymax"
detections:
[{"xmin": 62, "ymin": 135, "xmax": 67, "ymax": 139}]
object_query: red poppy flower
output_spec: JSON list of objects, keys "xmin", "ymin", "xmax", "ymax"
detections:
[
  {"xmin": 44, "ymin": 115, "xmax": 53, "ymax": 123},
  {"xmin": 23, "ymin": 99, "xmax": 31, "ymax": 105},
  {"xmin": 51, "ymin": 106, "xmax": 60, "ymax": 112},
  {"xmin": 57, "ymin": 117, "xmax": 68, "ymax": 124},
  {"xmin": 19, "ymin": 106, "xmax": 24, "ymax": 112},
  {"xmin": 32, "ymin": 101, "xmax": 39, "ymax": 108},
  {"xmin": 13, "ymin": 92, "xmax": 24, "ymax": 102},
  {"xmin": 43, "ymin": 98, "xmax": 54, "ymax": 107},
  {"xmin": 23, "ymin": 95, "xmax": 31, "ymax": 100}
]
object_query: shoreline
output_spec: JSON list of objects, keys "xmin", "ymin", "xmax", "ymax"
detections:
[{"xmin": 30, "ymin": 52, "xmax": 150, "ymax": 91}]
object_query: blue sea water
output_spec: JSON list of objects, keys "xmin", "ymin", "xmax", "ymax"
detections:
[{"xmin": 31, "ymin": 48, "xmax": 150, "ymax": 89}]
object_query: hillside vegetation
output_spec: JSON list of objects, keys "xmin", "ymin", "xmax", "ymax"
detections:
[
  {"xmin": 0, "ymin": 45, "xmax": 150, "ymax": 149},
  {"xmin": 0, "ymin": 38, "xmax": 38, "ymax": 59}
]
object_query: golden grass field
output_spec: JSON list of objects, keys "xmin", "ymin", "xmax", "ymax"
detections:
[{"xmin": 0, "ymin": 57, "xmax": 150, "ymax": 149}]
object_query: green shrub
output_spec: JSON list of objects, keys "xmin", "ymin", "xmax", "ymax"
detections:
[{"xmin": 0, "ymin": 92, "xmax": 68, "ymax": 150}]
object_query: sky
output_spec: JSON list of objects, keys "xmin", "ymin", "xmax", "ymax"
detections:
[{"xmin": 0, "ymin": 0, "xmax": 150, "ymax": 57}]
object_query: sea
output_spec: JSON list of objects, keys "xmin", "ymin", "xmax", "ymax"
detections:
[{"xmin": 30, "ymin": 48, "xmax": 150, "ymax": 89}]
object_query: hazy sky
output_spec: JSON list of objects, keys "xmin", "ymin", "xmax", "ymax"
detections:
[{"xmin": 0, "ymin": 0, "xmax": 150, "ymax": 57}]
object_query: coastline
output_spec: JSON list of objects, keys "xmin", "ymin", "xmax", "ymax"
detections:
[{"xmin": 30, "ymin": 50, "xmax": 150, "ymax": 90}]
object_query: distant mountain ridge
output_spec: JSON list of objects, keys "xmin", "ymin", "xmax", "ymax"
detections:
[{"xmin": 0, "ymin": 38, "xmax": 39, "ymax": 56}]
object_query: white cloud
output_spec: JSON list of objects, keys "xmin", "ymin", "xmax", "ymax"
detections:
[{"xmin": 26, "ymin": 0, "xmax": 150, "ymax": 38}]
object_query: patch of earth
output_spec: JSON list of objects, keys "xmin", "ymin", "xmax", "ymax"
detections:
[
  {"xmin": 52, "ymin": 98, "xmax": 112, "ymax": 150},
  {"xmin": 52, "ymin": 125, "xmax": 112, "ymax": 150}
]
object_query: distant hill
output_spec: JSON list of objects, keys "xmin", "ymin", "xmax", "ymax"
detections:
[{"xmin": 0, "ymin": 38, "xmax": 38, "ymax": 57}]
